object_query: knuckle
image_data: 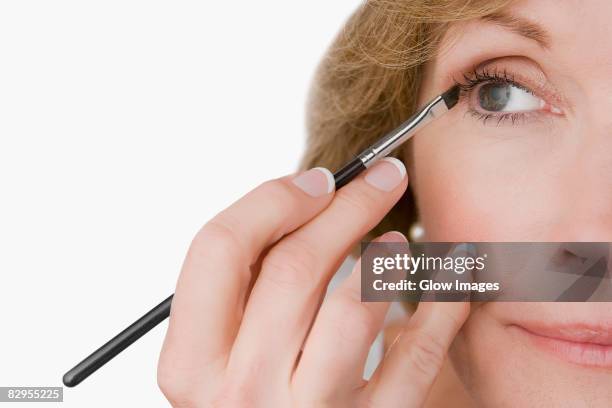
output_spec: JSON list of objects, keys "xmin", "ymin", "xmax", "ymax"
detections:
[
  {"xmin": 328, "ymin": 296, "xmax": 380, "ymax": 344},
  {"xmin": 210, "ymin": 393, "xmax": 251, "ymax": 408},
  {"xmin": 211, "ymin": 379, "xmax": 255, "ymax": 408},
  {"xmin": 399, "ymin": 331, "xmax": 446, "ymax": 379},
  {"xmin": 188, "ymin": 216, "xmax": 245, "ymax": 265},
  {"xmin": 157, "ymin": 365, "xmax": 199, "ymax": 408},
  {"xmin": 257, "ymin": 178, "xmax": 301, "ymax": 213},
  {"xmin": 156, "ymin": 351, "xmax": 174, "ymax": 393},
  {"xmin": 334, "ymin": 184, "xmax": 380, "ymax": 222},
  {"xmin": 260, "ymin": 236, "xmax": 320, "ymax": 292}
]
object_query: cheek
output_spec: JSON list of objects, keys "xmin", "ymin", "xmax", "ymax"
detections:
[
  {"xmin": 448, "ymin": 304, "xmax": 612, "ymax": 406},
  {"xmin": 411, "ymin": 119, "xmax": 567, "ymax": 241},
  {"xmin": 449, "ymin": 312, "xmax": 562, "ymax": 407}
]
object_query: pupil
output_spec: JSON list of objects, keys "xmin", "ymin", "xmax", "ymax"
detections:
[{"xmin": 478, "ymin": 83, "xmax": 510, "ymax": 111}]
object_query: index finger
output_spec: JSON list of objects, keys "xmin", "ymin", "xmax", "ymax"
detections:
[{"xmin": 159, "ymin": 168, "xmax": 335, "ymax": 390}]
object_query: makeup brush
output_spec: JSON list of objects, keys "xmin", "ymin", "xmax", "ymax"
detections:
[{"xmin": 62, "ymin": 85, "xmax": 460, "ymax": 387}]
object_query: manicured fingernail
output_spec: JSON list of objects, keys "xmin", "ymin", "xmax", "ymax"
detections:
[
  {"xmin": 379, "ymin": 230, "xmax": 408, "ymax": 242},
  {"xmin": 364, "ymin": 157, "xmax": 406, "ymax": 191},
  {"xmin": 292, "ymin": 167, "xmax": 335, "ymax": 197}
]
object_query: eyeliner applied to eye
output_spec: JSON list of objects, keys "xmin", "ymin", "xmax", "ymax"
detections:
[{"xmin": 453, "ymin": 64, "xmax": 563, "ymax": 125}]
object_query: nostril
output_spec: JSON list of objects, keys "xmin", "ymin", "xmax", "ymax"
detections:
[{"xmin": 562, "ymin": 242, "xmax": 609, "ymax": 260}]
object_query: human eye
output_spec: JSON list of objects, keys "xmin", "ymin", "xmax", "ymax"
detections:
[{"xmin": 454, "ymin": 65, "xmax": 563, "ymax": 126}]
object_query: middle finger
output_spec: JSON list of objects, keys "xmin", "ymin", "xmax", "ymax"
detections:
[{"xmin": 226, "ymin": 158, "xmax": 408, "ymax": 382}]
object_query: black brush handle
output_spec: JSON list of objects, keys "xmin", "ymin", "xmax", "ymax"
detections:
[
  {"xmin": 63, "ymin": 295, "xmax": 173, "ymax": 387},
  {"xmin": 333, "ymin": 157, "xmax": 366, "ymax": 189},
  {"xmin": 62, "ymin": 158, "xmax": 367, "ymax": 388}
]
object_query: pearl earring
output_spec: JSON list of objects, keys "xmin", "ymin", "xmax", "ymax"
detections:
[{"xmin": 409, "ymin": 221, "xmax": 425, "ymax": 241}]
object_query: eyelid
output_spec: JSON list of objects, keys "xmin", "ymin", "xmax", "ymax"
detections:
[
  {"xmin": 452, "ymin": 68, "xmax": 566, "ymax": 128},
  {"xmin": 451, "ymin": 56, "xmax": 568, "ymax": 112}
]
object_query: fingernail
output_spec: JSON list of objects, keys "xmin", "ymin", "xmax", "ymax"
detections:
[
  {"xmin": 364, "ymin": 157, "xmax": 406, "ymax": 192},
  {"xmin": 379, "ymin": 231, "xmax": 408, "ymax": 243},
  {"xmin": 292, "ymin": 167, "xmax": 335, "ymax": 197},
  {"xmin": 379, "ymin": 231, "xmax": 409, "ymax": 256}
]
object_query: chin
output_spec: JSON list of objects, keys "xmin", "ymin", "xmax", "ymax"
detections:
[{"xmin": 449, "ymin": 302, "xmax": 612, "ymax": 407}]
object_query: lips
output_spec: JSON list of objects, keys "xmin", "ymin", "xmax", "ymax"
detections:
[{"xmin": 511, "ymin": 322, "xmax": 612, "ymax": 368}]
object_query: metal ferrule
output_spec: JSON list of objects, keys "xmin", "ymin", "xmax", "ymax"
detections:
[{"xmin": 357, "ymin": 95, "xmax": 448, "ymax": 168}]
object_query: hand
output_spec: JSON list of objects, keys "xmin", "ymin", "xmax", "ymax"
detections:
[{"xmin": 157, "ymin": 158, "xmax": 469, "ymax": 407}]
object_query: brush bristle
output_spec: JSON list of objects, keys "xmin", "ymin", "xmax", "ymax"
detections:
[{"xmin": 441, "ymin": 85, "xmax": 460, "ymax": 109}]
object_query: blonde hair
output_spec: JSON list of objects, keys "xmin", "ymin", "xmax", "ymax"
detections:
[{"xmin": 301, "ymin": 0, "xmax": 511, "ymax": 241}]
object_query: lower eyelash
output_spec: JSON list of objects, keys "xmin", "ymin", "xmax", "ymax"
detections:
[
  {"xmin": 453, "ymin": 67, "xmax": 536, "ymax": 126},
  {"xmin": 466, "ymin": 110, "xmax": 530, "ymax": 126}
]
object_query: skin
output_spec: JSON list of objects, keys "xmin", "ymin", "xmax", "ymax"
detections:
[
  {"xmin": 409, "ymin": 0, "xmax": 612, "ymax": 406},
  {"xmin": 157, "ymin": 159, "xmax": 469, "ymax": 407},
  {"xmin": 158, "ymin": 0, "xmax": 612, "ymax": 406}
]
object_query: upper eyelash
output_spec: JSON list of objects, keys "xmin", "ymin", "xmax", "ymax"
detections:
[
  {"xmin": 453, "ymin": 66, "xmax": 533, "ymax": 95},
  {"xmin": 452, "ymin": 67, "xmax": 539, "ymax": 126}
]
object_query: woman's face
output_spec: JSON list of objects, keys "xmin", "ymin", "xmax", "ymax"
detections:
[{"xmin": 408, "ymin": 0, "xmax": 612, "ymax": 405}]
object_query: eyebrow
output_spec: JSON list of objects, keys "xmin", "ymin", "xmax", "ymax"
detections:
[{"xmin": 481, "ymin": 11, "xmax": 551, "ymax": 49}]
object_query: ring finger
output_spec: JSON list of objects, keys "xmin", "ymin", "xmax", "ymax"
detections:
[{"xmin": 292, "ymin": 230, "xmax": 408, "ymax": 403}]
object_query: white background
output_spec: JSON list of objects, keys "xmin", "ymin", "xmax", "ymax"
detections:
[{"xmin": 0, "ymin": 1, "xmax": 362, "ymax": 406}]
